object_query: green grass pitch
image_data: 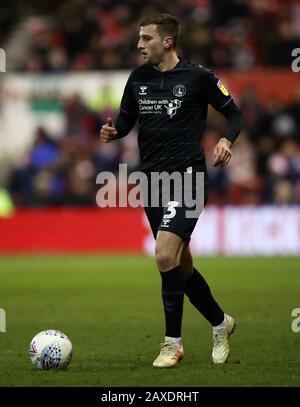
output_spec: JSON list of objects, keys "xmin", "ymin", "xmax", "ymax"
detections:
[{"xmin": 0, "ymin": 255, "xmax": 299, "ymax": 387}]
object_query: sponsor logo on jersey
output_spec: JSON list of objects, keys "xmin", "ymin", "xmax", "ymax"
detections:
[
  {"xmin": 139, "ymin": 85, "xmax": 147, "ymax": 95},
  {"xmin": 173, "ymin": 84, "xmax": 186, "ymax": 97},
  {"xmin": 138, "ymin": 98, "xmax": 182, "ymax": 118},
  {"xmin": 217, "ymin": 80, "xmax": 229, "ymax": 96},
  {"xmin": 165, "ymin": 99, "xmax": 182, "ymax": 118}
]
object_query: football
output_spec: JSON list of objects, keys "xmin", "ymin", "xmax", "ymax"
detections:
[{"xmin": 28, "ymin": 329, "xmax": 73, "ymax": 370}]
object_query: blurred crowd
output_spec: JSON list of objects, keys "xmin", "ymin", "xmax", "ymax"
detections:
[
  {"xmin": 2, "ymin": 0, "xmax": 300, "ymax": 207},
  {"xmin": 7, "ymin": 86, "xmax": 300, "ymax": 206},
  {"xmin": 1, "ymin": 0, "xmax": 300, "ymax": 71}
]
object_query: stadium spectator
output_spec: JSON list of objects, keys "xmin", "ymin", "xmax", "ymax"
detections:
[
  {"xmin": 6, "ymin": 84, "xmax": 300, "ymax": 207},
  {"xmin": 2, "ymin": 0, "xmax": 300, "ymax": 72},
  {"xmin": 3, "ymin": 0, "xmax": 300, "ymax": 206}
]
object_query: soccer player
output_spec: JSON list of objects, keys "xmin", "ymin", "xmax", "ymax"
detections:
[{"xmin": 99, "ymin": 14, "xmax": 242, "ymax": 368}]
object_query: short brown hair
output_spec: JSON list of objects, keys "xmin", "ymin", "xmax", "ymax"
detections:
[{"xmin": 140, "ymin": 13, "xmax": 180, "ymax": 48}]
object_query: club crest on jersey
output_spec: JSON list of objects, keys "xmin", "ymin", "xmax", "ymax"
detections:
[
  {"xmin": 139, "ymin": 85, "xmax": 147, "ymax": 95},
  {"xmin": 173, "ymin": 84, "xmax": 186, "ymax": 97},
  {"xmin": 217, "ymin": 80, "xmax": 229, "ymax": 96},
  {"xmin": 165, "ymin": 99, "xmax": 182, "ymax": 118}
]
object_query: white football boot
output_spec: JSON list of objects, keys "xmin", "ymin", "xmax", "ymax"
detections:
[
  {"xmin": 153, "ymin": 342, "xmax": 184, "ymax": 368},
  {"xmin": 212, "ymin": 314, "xmax": 236, "ymax": 364}
]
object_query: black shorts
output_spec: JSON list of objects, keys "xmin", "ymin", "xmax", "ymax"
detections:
[{"xmin": 143, "ymin": 163, "xmax": 209, "ymax": 242}]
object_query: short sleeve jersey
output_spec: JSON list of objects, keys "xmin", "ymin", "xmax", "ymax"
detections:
[{"xmin": 119, "ymin": 58, "xmax": 233, "ymax": 172}]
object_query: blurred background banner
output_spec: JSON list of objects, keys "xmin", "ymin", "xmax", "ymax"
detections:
[
  {"xmin": 0, "ymin": 206, "xmax": 299, "ymax": 255},
  {"xmin": 0, "ymin": 0, "xmax": 300, "ymax": 255}
]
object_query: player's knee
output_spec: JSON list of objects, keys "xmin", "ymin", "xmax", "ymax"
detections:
[{"xmin": 155, "ymin": 249, "xmax": 178, "ymax": 271}]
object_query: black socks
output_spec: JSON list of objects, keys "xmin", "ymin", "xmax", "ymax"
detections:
[
  {"xmin": 160, "ymin": 265, "xmax": 224, "ymax": 339},
  {"xmin": 184, "ymin": 267, "xmax": 224, "ymax": 326},
  {"xmin": 160, "ymin": 265, "xmax": 185, "ymax": 338}
]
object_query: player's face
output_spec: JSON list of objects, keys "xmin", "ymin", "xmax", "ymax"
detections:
[{"xmin": 137, "ymin": 25, "xmax": 166, "ymax": 66}]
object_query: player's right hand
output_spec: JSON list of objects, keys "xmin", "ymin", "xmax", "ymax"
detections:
[{"xmin": 99, "ymin": 117, "xmax": 118, "ymax": 143}]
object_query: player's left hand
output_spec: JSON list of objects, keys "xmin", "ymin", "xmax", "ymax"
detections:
[{"xmin": 213, "ymin": 137, "xmax": 232, "ymax": 167}]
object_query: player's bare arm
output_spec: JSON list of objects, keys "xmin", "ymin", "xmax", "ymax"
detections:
[{"xmin": 99, "ymin": 117, "xmax": 118, "ymax": 143}]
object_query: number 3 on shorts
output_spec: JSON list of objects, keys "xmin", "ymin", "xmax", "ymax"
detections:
[{"xmin": 164, "ymin": 201, "xmax": 179, "ymax": 219}]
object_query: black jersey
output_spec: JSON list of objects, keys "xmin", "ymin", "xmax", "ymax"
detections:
[{"xmin": 117, "ymin": 58, "xmax": 239, "ymax": 172}]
